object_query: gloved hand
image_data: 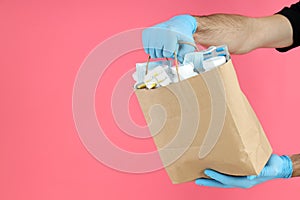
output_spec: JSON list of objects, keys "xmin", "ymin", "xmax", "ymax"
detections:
[
  {"xmin": 142, "ymin": 15, "xmax": 197, "ymax": 63},
  {"xmin": 195, "ymin": 154, "xmax": 293, "ymax": 189}
]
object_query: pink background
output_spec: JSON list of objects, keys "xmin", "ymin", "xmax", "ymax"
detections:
[{"xmin": 0, "ymin": 0, "xmax": 299, "ymax": 199}]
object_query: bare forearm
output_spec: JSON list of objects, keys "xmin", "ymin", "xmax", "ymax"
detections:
[
  {"xmin": 290, "ymin": 154, "xmax": 300, "ymax": 177},
  {"xmin": 192, "ymin": 14, "xmax": 293, "ymax": 54},
  {"xmin": 192, "ymin": 14, "xmax": 254, "ymax": 54}
]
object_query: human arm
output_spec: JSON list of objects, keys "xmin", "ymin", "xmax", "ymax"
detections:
[
  {"xmin": 143, "ymin": 2, "xmax": 300, "ymax": 58},
  {"xmin": 142, "ymin": 15, "xmax": 197, "ymax": 62},
  {"xmin": 195, "ymin": 154, "xmax": 299, "ymax": 189},
  {"xmin": 290, "ymin": 154, "xmax": 300, "ymax": 177},
  {"xmin": 192, "ymin": 14, "xmax": 293, "ymax": 54},
  {"xmin": 142, "ymin": 14, "xmax": 292, "ymax": 59},
  {"xmin": 142, "ymin": 13, "xmax": 293, "ymax": 59}
]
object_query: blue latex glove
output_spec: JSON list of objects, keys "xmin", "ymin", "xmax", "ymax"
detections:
[
  {"xmin": 142, "ymin": 15, "xmax": 197, "ymax": 63},
  {"xmin": 195, "ymin": 154, "xmax": 293, "ymax": 189}
]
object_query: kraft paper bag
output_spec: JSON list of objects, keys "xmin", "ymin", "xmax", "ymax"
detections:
[{"xmin": 135, "ymin": 59, "xmax": 272, "ymax": 184}]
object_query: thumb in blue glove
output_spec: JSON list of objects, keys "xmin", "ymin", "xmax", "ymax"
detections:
[
  {"xmin": 142, "ymin": 15, "xmax": 197, "ymax": 63},
  {"xmin": 195, "ymin": 154, "xmax": 293, "ymax": 189}
]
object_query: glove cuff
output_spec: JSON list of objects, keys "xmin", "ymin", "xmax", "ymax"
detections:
[
  {"xmin": 280, "ymin": 155, "xmax": 293, "ymax": 178},
  {"xmin": 169, "ymin": 14, "xmax": 197, "ymax": 34}
]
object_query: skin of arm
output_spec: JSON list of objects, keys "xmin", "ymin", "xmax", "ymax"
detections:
[
  {"xmin": 290, "ymin": 154, "xmax": 300, "ymax": 177},
  {"xmin": 192, "ymin": 14, "xmax": 293, "ymax": 54},
  {"xmin": 193, "ymin": 13, "xmax": 299, "ymax": 178}
]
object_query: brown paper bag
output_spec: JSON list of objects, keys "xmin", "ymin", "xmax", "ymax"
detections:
[{"xmin": 135, "ymin": 59, "xmax": 272, "ymax": 184}]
